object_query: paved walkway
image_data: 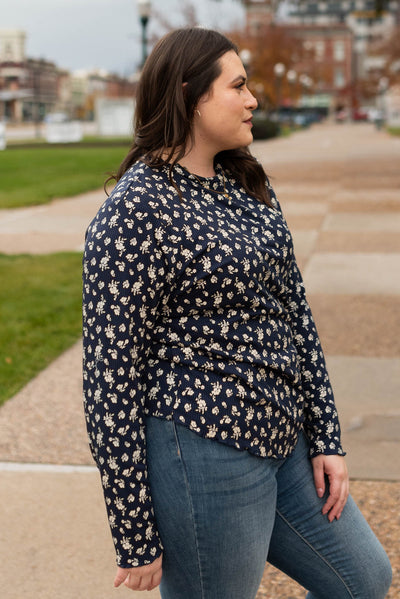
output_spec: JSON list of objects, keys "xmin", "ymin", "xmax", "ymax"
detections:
[{"xmin": 0, "ymin": 122, "xmax": 399, "ymax": 598}]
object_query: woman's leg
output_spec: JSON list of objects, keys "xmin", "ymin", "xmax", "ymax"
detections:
[
  {"xmin": 146, "ymin": 416, "xmax": 282, "ymax": 599},
  {"xmin": 268, "ymin": 433, "xmax": 392, "ymax": 599}
]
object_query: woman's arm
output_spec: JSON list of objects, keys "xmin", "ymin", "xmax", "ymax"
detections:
[
  {"xmin": 269, "ymin": 189, "xmax": 345, "ymax": 457},
  {"xmin": 82, "ymin": 183, "xmax": 167, "ymax": 568},
  {"xmin": 282, "ymin": 257, "xmax": 344, "ymax": 456},
  {"xmin": 269, "ymin": 190, "xmax": 349, "ymax": 516}
]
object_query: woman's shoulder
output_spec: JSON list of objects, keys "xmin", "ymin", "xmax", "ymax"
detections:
[
  {"xmin": 111, "ymin": 160, "xmax": 160, "ymax": 203},
  {"xmin": 264, "ymin": 178, "xmax": 280, "ymax": 211},
  {"xmin": 86, "ymin": 161, "xmax": 180, "ymax": 240},
  {"xmin": 115, "ymin": 161, "xmax": 183, "ymax": 207},
  {"xmin": 98, "ymin": 161, "xmax": 172, "ymax": 216}
]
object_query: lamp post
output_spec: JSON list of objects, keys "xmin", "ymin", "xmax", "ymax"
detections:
[
  {"xmin": 137, "ymin": 0, "xmax": 151, "ymax": 68},
  {"xmin": 286, "ymin": 69, "xmax": 297, "ymax": 127},
  {"xmin": 273, "ymin": 62, "xmax": 286, "ymax": 110},
  {"xmin": 299, "ymin": 74, "xmax": 312, "ymax": 106},
  {"xmin": 32, "ymin": 59, "xmax": 45, "ymax": 139},
  {"xmin": 239, "ymin": 49, "xmax": 252, "ymax": 72},
  {"xmin": 286, "ymin": 69, "xmax": 297, "ymax": 106},
  {"xmin": 377, "ymin": 76, "xmax": 389, "ymax": 129},
  {"xmin": 255, "ymin": 82, "xmax": 266, "ymax": 111}
]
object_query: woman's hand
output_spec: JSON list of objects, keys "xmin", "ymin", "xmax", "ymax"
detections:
[
  {"xmin": 114, "ymin": 554, "xmax": 163, "ymax": 591},
  {"xmin": 311, "ymin": 454, "xmax": 349, "ymax": 522}
]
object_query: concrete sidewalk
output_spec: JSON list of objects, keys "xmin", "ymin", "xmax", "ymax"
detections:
[
  {"xmin": 0, "ymin": 122, "xmax": 399, "ymax": 598},
  {"xmin": 0, "ymin": 188, "xmax": 104, "ymax": 254}
]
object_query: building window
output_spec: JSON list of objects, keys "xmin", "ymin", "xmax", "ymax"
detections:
[
  {"xmin": 303, "ymin": 40, "xmax": 314, "ymax": 53},
  {"xmin": 315, "ymin": 40, "xmax": 326, "ymax": 60},
  {"xmin": 334, "ymin": 40, "xmax": 345, "ymax": 61},
  {"xmin": 4, "ymin": 43, "xmax": 13, "ymax": 60},
  {"xmin": 334, "ymin": 67, "xmax": 345, "ymax": 87}
]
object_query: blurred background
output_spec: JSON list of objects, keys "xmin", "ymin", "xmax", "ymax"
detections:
[
  {"xmin": 1, "ymin": 0, "xmax": 399, "ymax": 141},
  {"xmin": 1, "ymin": 3, "xmax": 399, "ymax": 598}
]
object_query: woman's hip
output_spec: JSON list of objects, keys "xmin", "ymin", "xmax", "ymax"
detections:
[{"xmin": 145, "ymin": 416, "xmax": 282, "ymax": 599}]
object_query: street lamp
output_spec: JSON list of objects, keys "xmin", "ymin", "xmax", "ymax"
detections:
[
  {"xmin": 239, "ymin": 49, "xmax": 252, "ymax": 72},
  {"xmin": 137, "ymin": 0, "xmax": 151, "ymax": 68},
  {"xmin": 378, "ymin": 76, "xmax": 389, "ymax": 93},
  {"xmin": 286, "ymin": 69, "xmax": 297, "ymax": 106},
  {"xmin": 255, "ymin": 82, "xmax": 266, "ymax": 111},
  {"xmin": 299, "ymin": 74, "xmax": 312, "ymax": 106},
  {"xmin": 377, "ymin": 76, "xmax": 389, "ymax": 129},
  {"xmin": 32, "ymin": 59, "xmax": 45, "ymax": 139},
  {"xmin": 273, "ymin": 62, "xmax": 286, "ymax": 109}
]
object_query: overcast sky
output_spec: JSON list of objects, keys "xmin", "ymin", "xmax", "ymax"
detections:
[{"xmin": 1, "ymin": 0, "xmax": 250, "ymax": 75}]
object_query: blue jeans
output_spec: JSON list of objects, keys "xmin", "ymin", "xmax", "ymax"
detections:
[{"xmin": 146, "ymin": 417, "xmax": 392, "ymax": 599}]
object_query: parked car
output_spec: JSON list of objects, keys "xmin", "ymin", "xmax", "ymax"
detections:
[
  {"xmin": 352, "ymin": 108, "xmax": 369, "ymax": 121},
  {"xmin": 44, "ymin": 112, "xmax": 69, "ymax": 123},
  {"xmin": 269, "ymin": 109, "xmax": 323, "ymax": 128}
]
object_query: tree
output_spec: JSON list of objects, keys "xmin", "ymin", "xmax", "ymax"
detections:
[
  {"xmin": 227, "ymin": 24, "xmax": 316, "ymax": 109},
  {"xmin": 151, "ymin": 0, "xmax": 198, "ymax": 35},
  {"xmin": 369, "ymin": 25, "xmax": 400, "ymax": 84}
]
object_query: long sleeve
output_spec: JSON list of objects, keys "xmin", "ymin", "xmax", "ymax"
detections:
[
  {"xmin": 271, "ymin": 192, "xmax": 344, "ymax": 457},
  {"xmin": 82, "ymin": 180, "xmax": 167, "ymax": 567},
  {"xmin": 283, "ymin": 257, "xmax": 344, "ymax": 456}
]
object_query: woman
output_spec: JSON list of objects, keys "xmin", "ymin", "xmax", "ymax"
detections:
[{"xmin": 82, "ymin": 28, "xmax": 392, "ymax": 598}]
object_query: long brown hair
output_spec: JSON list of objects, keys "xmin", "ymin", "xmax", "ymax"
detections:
[{"xmin": 111, "ymin": 27, "xmax": 271, "ymax": 206}]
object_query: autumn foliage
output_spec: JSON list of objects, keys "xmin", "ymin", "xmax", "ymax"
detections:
[{"xmin": 228, "ymin": 24, "xmax": 314, "ymax": 108}]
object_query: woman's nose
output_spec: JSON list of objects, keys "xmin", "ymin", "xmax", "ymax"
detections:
[{"xmin": 246, "ymin": 89, "xmax": 258, "ymax": 111}]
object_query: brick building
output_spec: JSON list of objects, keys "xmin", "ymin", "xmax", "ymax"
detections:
[
  {"xmin": 0, "ymin": 29, "xmax": 137, "ymax": 124},
  {"xmin": 287, "ymin": 0, "xmax": 400, "ymax": 78},
  {"xmin": 0, "ymin": 29, "xmax": 63, "ymax": 122},
  {"xmin": 241, "ymin": 0, "xmax": 398, "ymax": 112},
  {"xmin": 285, "ymin": 24, "xmax": 354, "ymax": 111}
]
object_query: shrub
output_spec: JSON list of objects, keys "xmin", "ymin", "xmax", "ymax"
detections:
[{"xmin": 251, "ymin": 112, "xmax": 281, "ymax": 140}]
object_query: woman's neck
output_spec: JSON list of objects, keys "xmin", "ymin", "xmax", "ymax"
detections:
[
  {"xmin": 177, "ymin": 146, "xmax": 216, "ymax": 178},
  {"xmin": 159, "ymin": 142, "xmax": 217, "ymax": 178}
]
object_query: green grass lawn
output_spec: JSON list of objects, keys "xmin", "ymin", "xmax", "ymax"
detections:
[
  {"xmin": 6, "ymin": 135, "xmax": 131, "ymax": 147},
  {"xmin": 0, "ymin": 145, "xmax": 129, "ymax": 209},
  {"xmin": 387, "ymin": 127, "xmax": 400, "ymax": 136},
  {"xmin": 0, "ymin": 252, "xmax": 83, "ymax": 405}
]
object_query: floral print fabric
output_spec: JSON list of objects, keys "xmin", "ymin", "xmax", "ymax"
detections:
[{"xmin": 82, "ymin": 160, "xmax": 344, "ymax": 567}]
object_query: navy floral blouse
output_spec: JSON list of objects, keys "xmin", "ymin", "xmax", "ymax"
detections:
[{"xmin": 82, "ymin": 160, "xmax": 344, "ymax": 568}]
